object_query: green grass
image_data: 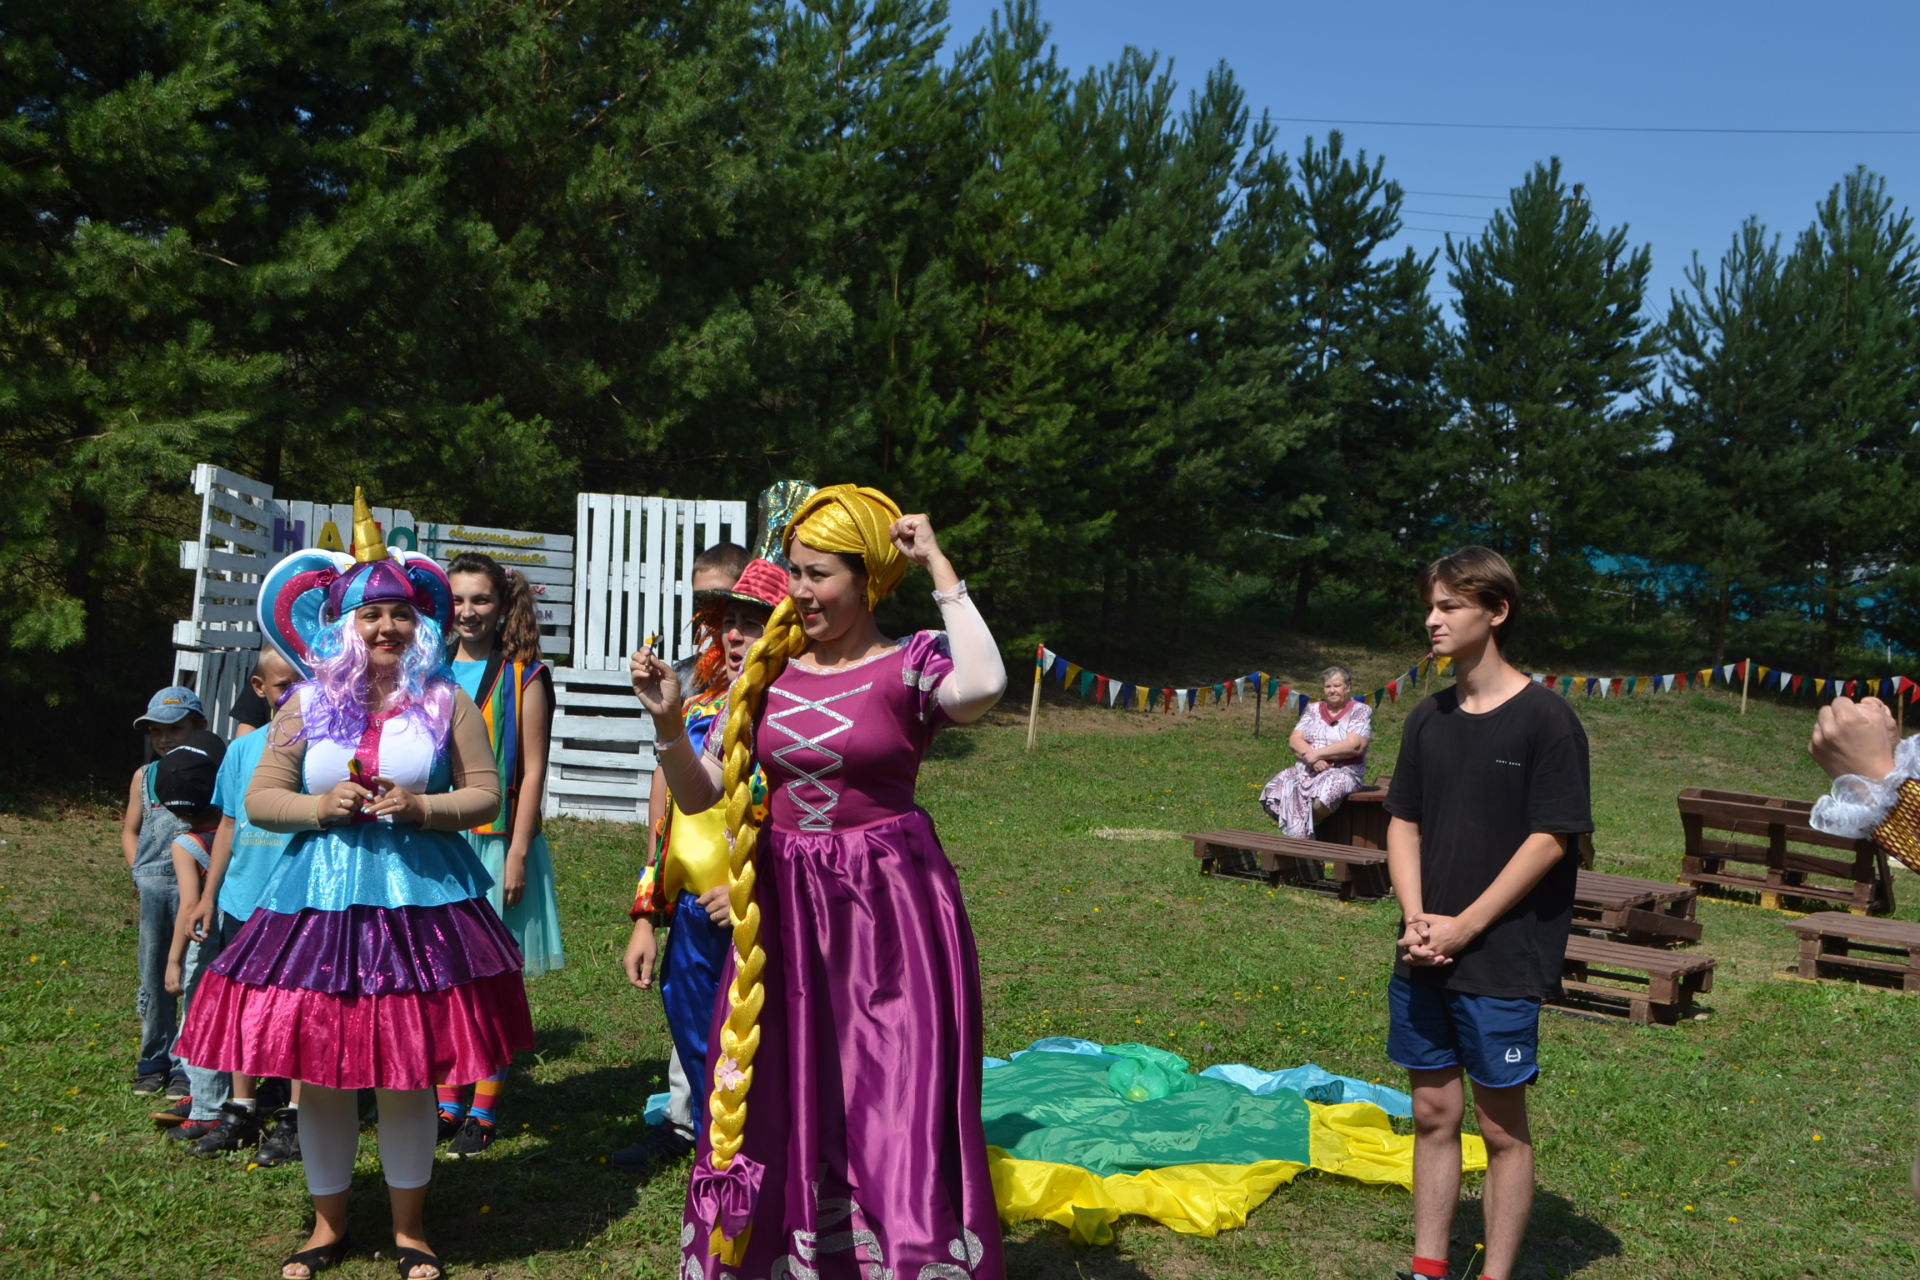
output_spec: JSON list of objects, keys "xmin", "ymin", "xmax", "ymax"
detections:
[{"xmin": 4, "ymin": 662, "xmax": 1919, "ymax": 1279}]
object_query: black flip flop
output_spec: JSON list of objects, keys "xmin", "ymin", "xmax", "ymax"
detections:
[
  {"xmin": 393, "ymin": 1245, "xmax": 447, "ymax": 1280},
  {"xmin": 279, "ymin": 1233, "xmax": 351, "ymax": 1279}
]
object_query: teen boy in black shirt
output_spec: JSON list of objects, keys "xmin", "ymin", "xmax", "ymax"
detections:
[{"xmin": 1384, "ymin": 547, "xmax": 1591, "ymax": 1280}]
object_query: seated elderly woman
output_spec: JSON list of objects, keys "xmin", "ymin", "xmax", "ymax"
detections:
[{"xmin": 1259, "ymin": 664, "xmax": 1372, "ymax": 838}]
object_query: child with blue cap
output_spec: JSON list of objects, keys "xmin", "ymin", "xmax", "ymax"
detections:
[{"xmin": 120, "ymin": 685, "xmax": 209, "ymax": 1097}]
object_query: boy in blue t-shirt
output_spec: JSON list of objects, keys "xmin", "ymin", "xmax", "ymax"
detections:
[{"xmin": 175, "ymin": 648, "xmax": 303, "ymax": 1161}]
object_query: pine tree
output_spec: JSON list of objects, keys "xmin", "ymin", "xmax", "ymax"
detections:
[
  {"xmin": 1266, "ymin": 132, "xmax": 1445, "ymax": 623},
  {"xmin": 1442, "ymin": 159, "xmax": 1661, "ymax": 634},
  {"xmin": 1777, "ymin": 169, "xmax": 1920, "ymax": 660},
  {"xmin": 1657, "ymin": 218, "xmax": 1809, "ymax": 663}
]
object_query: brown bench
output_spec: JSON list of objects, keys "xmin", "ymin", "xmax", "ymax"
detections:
[
  {"xmin": 1556, "ymin": 934, "xmax": 1717, "ymax": 1025},
  {"xmin": 1784, "ymin": 912, "xmax": 1920, "ymax": 992},
  {"xmin": 1318, "ymin": 780, "xmax": 1390, "ymax": 850},
  {"xmin": 1187, "ymin": 829, "xmax": 1389, "ymax": 901},
  {"xmin": 1677, "ymin": 787, "xmax": 1893, "ymax": 915},
  {"xmin": 1574, "ymin": 871, "xmax": 1701, "ymax": 946}
]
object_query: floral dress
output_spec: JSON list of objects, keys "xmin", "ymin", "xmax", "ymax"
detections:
[{"xmin": 1259, "ymin": 699, "xmax": 1372, "ymax": 838}]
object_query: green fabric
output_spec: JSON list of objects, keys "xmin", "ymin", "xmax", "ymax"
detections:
[
  {"xmin": 981, "ymin": 1051, "xmax": 1311, "ymax": 1176},
  {"xmin": 1100, "ymin": 1042, "xmax": 1199, "ymax": 1102}
]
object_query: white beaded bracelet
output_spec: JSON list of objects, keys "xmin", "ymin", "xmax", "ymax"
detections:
[{"xmin": 932, "ymin": 579, "xmax": 969, "ymax": 605}]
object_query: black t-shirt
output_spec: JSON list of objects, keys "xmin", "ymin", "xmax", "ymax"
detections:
[
  {"xmin": 230, "ymin": 688, "xmax": 271, "ymax": 731},
  {"xmin": 1385, "ymin": 680, "xmax": 1592, "ymax": 1000}
]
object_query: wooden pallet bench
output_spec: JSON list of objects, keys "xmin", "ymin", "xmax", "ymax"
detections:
[
  {"xmin": 1573, "ymin": 871, "xmax": 1701, "ymax": 946},
  {"xmin": 1186, "ymin": 829, "xmax": 1390, "ymax": 901},
  {"xmin": 1317, "ymin": 781, "xmax": 1390, "ymax": 850},
  {"xmin": 1784, "ymin": 912, "xmax": 1920, "ymax": 992},
  {"xmin": 1556, "ymin": 934, "xmax": 1717, "ymax": 1025},
  {"xmin": 1677, "ymin": 787, "xmax": 1893, "ymax": 916}
]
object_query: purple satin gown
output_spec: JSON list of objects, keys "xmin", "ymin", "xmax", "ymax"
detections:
[{"xmin": 681, "ymin": 631, "xmax": 1004, "ymax": 1280}]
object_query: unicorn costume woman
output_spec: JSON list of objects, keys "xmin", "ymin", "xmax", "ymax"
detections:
[{"xmin": 178, "ymin": 491, "xmax": 531, "ymax": 1280}]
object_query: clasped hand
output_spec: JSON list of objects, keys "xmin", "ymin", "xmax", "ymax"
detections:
[
  {"xmin": 317, "ymin": 775, "xmax": 423, "ymax": 826},
  {"xmin": 1396, "ymin": 913, "xmax": 1475, "ymax": 967}
]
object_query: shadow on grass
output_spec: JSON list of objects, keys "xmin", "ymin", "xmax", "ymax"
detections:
[
  {"xmin": 1004, "ymin": 1233, "xmax": 1161, "ymax": 1278},
  {"xmin": 1449, "ymin": 1187, "xmax": 1625, "ymax": 1278},
  {"xmin": 927, "ymin": 730, "xmax": 980, "ymax": 761},
  {"xmin": 430, "ymin": 1060, "xmax": 680, "ymax": 1266}
]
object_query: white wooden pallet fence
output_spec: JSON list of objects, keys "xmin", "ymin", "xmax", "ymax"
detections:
[{"xmin": 545, "ymin": 493, "xmax": 748, "ymax": 822}]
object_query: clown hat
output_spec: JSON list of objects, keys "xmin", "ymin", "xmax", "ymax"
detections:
[
  {"xmin": 695, "ymin": 558, "xmax": 789, "ymax": 613},
  {"xmin": 257, "ymin": 487, "xmax": 454, "ymax": 677}
]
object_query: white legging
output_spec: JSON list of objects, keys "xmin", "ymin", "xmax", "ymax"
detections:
[{"xmin": 300, "ymin": 1084, "xmax": 436, "ymax": 1197}]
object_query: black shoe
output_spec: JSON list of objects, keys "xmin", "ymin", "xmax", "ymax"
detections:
[
  {"xmin": 131, "ymin": 1071, "xmax": 169, "ymax": 1096},
  {"xmin": 610, "ymin": 1124, "xmax": 694, "ymax": 1173},
  {"xmin": 446, "ymin": 1116, "xmax": 494, "ymax": 1157},
  {"xmin": 279, "ymin": 1232, "xmax": 350, "ymax": 1278},
  {"xmin": 167, "ymin": 1117, "xmax": 221, "ymax": 1143},
  {"xmin": 165, "ymin": 1071, "xmax": 191, "ymax": 1101},
  {"xmin": 188, "ymin": 1101, "xmax": 261, "ymax": 1155},
  {"xmin": 435, "ymin": 1109, "xmax": 463, "ymax": 1144},
  {"xmin": 256, "ymin": 1108, "xmax": 302, "ymax": 1165}
]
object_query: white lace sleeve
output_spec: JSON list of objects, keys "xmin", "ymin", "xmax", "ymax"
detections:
[{"xmin": 1810, "ymin": 734, "xmax": 1920, "ymax": 837}]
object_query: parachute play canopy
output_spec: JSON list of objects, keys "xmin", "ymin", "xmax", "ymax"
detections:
[
  {"xmin": 981, "ymin": 1038, "xmax": 1488, "ymax": 1246},
  {"xmin": 640, "ymin": 1036, "xmax": 1486, "ymax": 1246}
]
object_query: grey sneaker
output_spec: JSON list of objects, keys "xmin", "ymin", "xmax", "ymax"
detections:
[
  {"xmin": 446, "ymin": 1116, "xmax": 495, "ymax": 1156},
  {"xmin": 164, "ymin": 1071, "xmax": 190, "ymax": 1101},
  {"xmin": 131, "ymin": 1071, "xmax": 169, "ymax": 1096}
]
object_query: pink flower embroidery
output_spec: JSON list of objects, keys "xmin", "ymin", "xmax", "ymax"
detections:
[{"xmin": 714, "ymin": 1054, "xmax": 747, "ymax": 1092}]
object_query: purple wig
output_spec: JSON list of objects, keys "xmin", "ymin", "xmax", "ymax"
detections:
[{"xmin": 282, "ymin": 609, "xmax": 455, "ymax": 751}]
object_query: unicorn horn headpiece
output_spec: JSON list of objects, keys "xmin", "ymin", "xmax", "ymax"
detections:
[
  {"xmin": 351, "ymin": 487, "xmax": 386, "ymax": 564},
  {"xmin": 256, "ymin": 486, "xmax": 454, "ymax": 677}
]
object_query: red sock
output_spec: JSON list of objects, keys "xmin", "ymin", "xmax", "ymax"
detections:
[{"xmin": 1411, "ymin": 1258, "xmax": 1448, "ymax": 1279}]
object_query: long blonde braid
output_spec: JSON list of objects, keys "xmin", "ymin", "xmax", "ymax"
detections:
[
  {"xmin": 699, "ymin": 485, "xmax": 905, "ymax": 1262},
  {"xmin": 704, "ymin": 600, "xmax": 805, "ymax": 1182}
]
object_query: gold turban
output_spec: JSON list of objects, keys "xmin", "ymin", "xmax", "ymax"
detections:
[{"xmin": 783, "ymin": 484, "xmax": 905, "ymax": 611}]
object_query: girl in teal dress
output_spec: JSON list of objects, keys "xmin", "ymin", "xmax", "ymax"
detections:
[{"xmin": 435, "ymin": 551, "xmax": 565, "ymax": 1154}]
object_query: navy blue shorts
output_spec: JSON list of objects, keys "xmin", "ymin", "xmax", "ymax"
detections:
[{"xmin": 1388, "ymin": 975, "xmax": 1542, "ymax": 1088}]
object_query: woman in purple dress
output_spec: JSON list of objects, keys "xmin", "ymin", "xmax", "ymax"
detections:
[
  {"xmin": 629, "ymin": 484, "xmax": 1007, "ymax": 1280},
  {"xmin": 1259, "ymin": 664, "xmax": 1372, "ymax": 838}
]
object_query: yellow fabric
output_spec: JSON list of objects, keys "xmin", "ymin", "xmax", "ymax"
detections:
[
  {"xmin": 783, "ymin": 484, "xmax": 905, "ymax": 610},
  {"xmin": 990, "ymin": 1101, "xmax": 1490, "ymax": 1246},
  {"xmin": 663, "ymin": 798, "xmax": 730, "ymax": 899}
]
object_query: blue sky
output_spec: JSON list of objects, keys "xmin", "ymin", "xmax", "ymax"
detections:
[{"xmin": 938, "ymin": 0, "xmax": 1920, "ymax": 324}]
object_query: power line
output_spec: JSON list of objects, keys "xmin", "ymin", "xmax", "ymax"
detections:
[
  {"xmin": 1270, "ymin": 114, "xmax": 1920, "ymax": 137},
  {"xmin": 1401, "ymin": 189, "xmax": 1504, "ymax": 200},
  {"xmin": 1404, "ymin": 209, "xmax": 1491, "ymax": 220}
]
